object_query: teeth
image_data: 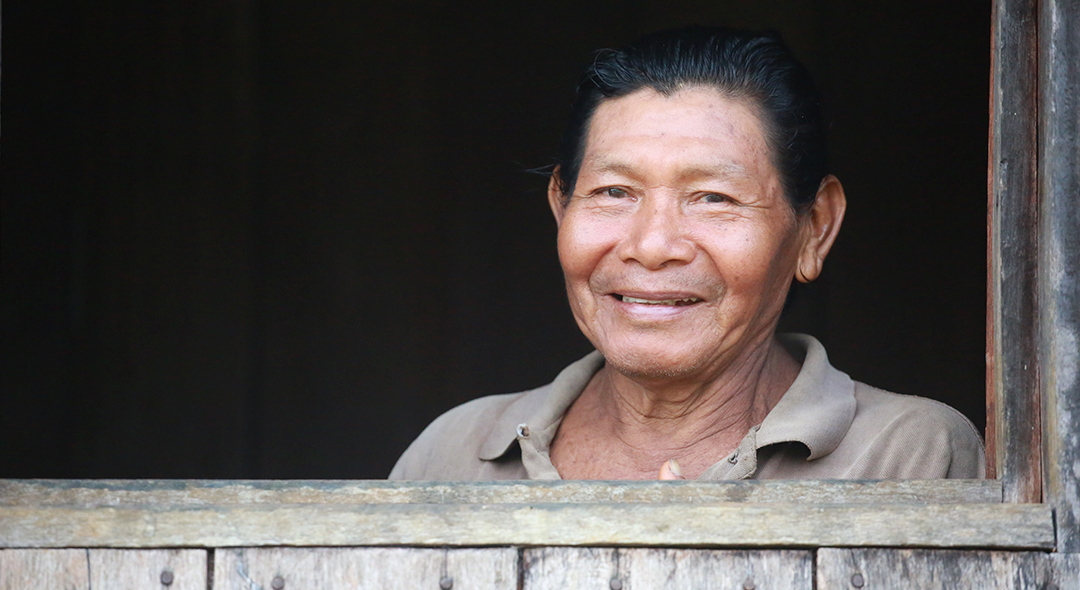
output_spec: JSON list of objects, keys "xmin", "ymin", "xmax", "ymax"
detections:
[{"xmin": 621, "ymin": 296, "xmax": 701, "ymax": 305}]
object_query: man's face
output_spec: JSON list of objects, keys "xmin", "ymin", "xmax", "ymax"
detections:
[{"xmin": 550, "ymin": 86, "xmax": 810, "ymax": 383}]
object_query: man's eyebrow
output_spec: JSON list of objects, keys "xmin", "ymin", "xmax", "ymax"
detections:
[{"xmin": 585, "ymin": 159, "xmax": 638, "ymax": 177}]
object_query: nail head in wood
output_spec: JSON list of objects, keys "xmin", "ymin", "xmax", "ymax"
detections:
[
  {"xmin": 271, "ymin": 575, "xmax": 285, "ymax": 590},
  {"xmin": 160, "ymin": 570, "xmax": 173, "ymax": 586},
  {"xmin": 851, "ymin": 573, "xmax": 865, "ymax": 588},
  {"xmin": 439, "ymin": 575, "xmax": 453, "ymax": 589},
  {"xmin": 743, "ymin": 578, "xmax": 756, "ymax": 590},
  {"xmin": 609, "ymin": 577, "xmax": 623, "ymax": 590}
]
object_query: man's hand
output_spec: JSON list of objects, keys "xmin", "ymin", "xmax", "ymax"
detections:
[{"xmin": 658, "ymin": 459, "xmax": 685, "ymax": 480}]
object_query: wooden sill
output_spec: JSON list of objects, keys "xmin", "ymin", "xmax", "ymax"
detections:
[{"xmin": 0, "ymin": 479, "xmax": 1053, "ymax": 550}]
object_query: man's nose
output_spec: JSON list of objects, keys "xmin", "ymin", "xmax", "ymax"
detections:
[{"xmin": 617, "ymin": 197, "xmax": 695, "ymax": 269}]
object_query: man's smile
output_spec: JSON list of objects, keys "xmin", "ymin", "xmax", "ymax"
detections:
[{"xmin": 616, "ymin": 295, "xmax": 702, "ymax": 306}]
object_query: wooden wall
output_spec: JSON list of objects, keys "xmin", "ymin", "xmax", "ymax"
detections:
[
  {"xmin": 3, "ymin": 547, "xmax": 1078, "ymax": 589},
  {"xmin": 1, "ymin": 0, "xmax": 989, "ymax": 479}
]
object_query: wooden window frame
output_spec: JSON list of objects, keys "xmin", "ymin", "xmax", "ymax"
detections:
[
  {"xmin": 989, "ymin": 0, "xmax": 1079, "ymax": 555},
  {"xmin": 1, "ymin": 0, "xmax": 1076, "ymax": 559}
]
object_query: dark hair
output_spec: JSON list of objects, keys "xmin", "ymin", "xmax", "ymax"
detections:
[{"xmin": 554, "ymin": 26, "xmax": 827, "ymax": 212}]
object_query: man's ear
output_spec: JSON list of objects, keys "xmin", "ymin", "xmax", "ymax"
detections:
[
  {"xmin": 795, "ymin": 174, "xmax": 847, "ymax": 283},
  {"xmin": 548, "ymin": 167, "xmax": 568, "ymax": 227}
]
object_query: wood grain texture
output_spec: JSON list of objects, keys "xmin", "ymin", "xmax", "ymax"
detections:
[
  {"xmin": 990, "ymin": 0, "xmax": 1042, "ymax": 504},
  {"xmin": 0, "ymin": 549, "xmax": 206, "ymax": 590},
  {"xmin": 816, "ymin": 548, "xmax": 1075, "ymax": 590},
  {"xmin": 1046, "ymin": 553, "xmax": 1080, "ymax": 589},
  {"xmin": 1038, "ymin": 0, "xmax": 1080, "ymax": 553},
  {"xmin": 0, "ymin": 549, "xmax": 87, "ymax": 590},
  {"xmin": 0, "ymin": 502, "xmax": 1053, "ymax": 549},
  {"xmin": 0, "ymin": 479, "xmax": 1002, "ymax": 506},
  {"xmin": 523, "ymin": 547, "xmax": 812, "ymax": 590},
  {"xmin": 213, "ymin": 547, "xmax": 517, "ymax": 590},
  {"xmin": 90, "ymin": 550, "xmax": 206, "ymax": 590}
]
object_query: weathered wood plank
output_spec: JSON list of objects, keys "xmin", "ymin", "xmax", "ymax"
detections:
[
  {"xmin": 0, "ymin": 503, "xmax": 1053, "ymax": 549},
  {"xmin": 89, "ymin": 550, "xmax": 206, "ymax": 590},
  {"xmin": 0, "ymin": 549, "xmax": 206, "ymax": 590},
  {"xmin": 0, "ymin": 478, "xmax": 1002, "ymax": 506},
  {"xmin": 816, "ymin": 548, "xmax": 1073, "ymax": 590},
  {"xmin": 1038, "ymin": 0, "xmax": 1080, "ymax": 554},
  {"xmin": 1046, "ymin": 553, "xmax": 1080, "ymax": 588},
  {"xmin": 213, "ymin": 547, "xmax": 517, "ymax": 590},
  {"xmin": 990, "ymin": 0, "xmax": 1041, "ymax": 503},
  {"xmin": 0, "ymin": 549, "xmax": 87, "ymax": 590},
  {"xmin": 523, "ymin": 547, "xmax": 812, "ymax": 590}
]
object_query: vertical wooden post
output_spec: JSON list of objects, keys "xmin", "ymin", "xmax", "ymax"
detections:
[
  {"xmin": 989, "ymin": 0, "xmax": 1042, "ymax": 503},
  {"xmin": 1038, "ymin": 0, "xmax": 1080, "ymax": 554}
]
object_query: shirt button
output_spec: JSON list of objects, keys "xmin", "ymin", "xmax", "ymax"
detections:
[{"xmin": 516, "ymin": 423, "xmax": 530, "ymax": 438}]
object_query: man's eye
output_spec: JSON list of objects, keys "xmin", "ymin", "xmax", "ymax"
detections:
[
  {"xmin": 702, "ymin": 193, "xmax": 731, "ymax": 204},
  {"xmin": 604, "ymin": 187, "xmax": 629, "ymax": 198}
]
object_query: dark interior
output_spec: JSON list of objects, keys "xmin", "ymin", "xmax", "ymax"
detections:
[{"xmin": 1, "ymin": 0, "xmax": 989, "ymax": 478}]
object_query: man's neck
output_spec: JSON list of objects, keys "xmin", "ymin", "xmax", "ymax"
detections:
[{"xmin": 551, "ymin": 336, "xmax": 801, "ymax": 480}]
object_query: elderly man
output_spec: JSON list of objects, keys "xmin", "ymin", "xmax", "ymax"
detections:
[{"xmin": 390, "ymin": 26, "xmax": 984, "ymax": 481}]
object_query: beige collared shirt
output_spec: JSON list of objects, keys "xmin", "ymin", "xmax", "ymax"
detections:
[{"xmin": 389, "ymin": 334, "xmax": 985, "ymax": 480}]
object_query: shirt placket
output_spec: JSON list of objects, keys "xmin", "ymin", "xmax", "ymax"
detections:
[
  {"xmin": 699, "ymin": 425, "xmax": 761, "ymax": 480},
  {"xmin": 516, "ymin": 422, "xmax": 562, "ymax": 480}
]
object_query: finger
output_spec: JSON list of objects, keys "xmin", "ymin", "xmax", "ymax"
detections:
[{"xmin": 658, "ymin": 459, "xmax": 685, "ymax": 480}]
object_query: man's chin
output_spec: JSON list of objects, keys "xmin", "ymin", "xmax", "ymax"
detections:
[{"xmin": 601, "ymin": 348, "xmax": 707, "ymax": 382}]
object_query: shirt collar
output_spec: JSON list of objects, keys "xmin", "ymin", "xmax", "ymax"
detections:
[
  {"xmin": 477, "ymin": 334, "xmax": 856, "ymax": 467},
  {"xmin": 478, "ymin": 351, "xmax": 605, "ymax": 461},
  {"xmin": 755, "ymin": 333, "xmax": 856, "ymax": 460}
]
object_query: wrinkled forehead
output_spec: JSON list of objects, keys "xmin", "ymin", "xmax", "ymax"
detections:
[{"xmin": 578, "ymin": 86, "xmax": 779, "ymax": 185}]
